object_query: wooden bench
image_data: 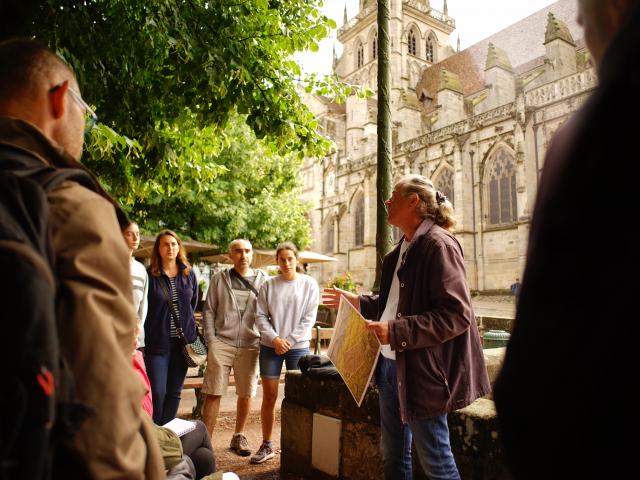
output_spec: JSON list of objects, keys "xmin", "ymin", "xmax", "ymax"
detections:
[
  {"xmin": 183, "ymin": 327, "xmax": 335, "ymax": 418},
  {"xmin": 182, "ymin": 376, "xmax": 205, "ymax": 419},
  {"xmin": 311, "ymin": 326, "xmax": 334, "ymax": 355}
]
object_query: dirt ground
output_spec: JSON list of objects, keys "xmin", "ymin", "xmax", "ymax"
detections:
[
  {"xmin": 179, "ymin": 386, "xmax": 303, "ymax": 480},
  {"xmin": 211, "ymin": 409, "xmax": 282, "ymax": 480}
]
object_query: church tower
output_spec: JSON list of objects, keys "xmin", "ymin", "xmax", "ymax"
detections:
[{"xmin": 333, "ymin": 0, "xmax": 456, "ymax": 158}]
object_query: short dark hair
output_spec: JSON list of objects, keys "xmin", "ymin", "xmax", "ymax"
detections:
[
  {"xmin": 0, "ymin": 37, "xmax": 70, "ymax": 100},
  {"xmin": 275, "ymin": 241, "xmax": 299, "ymax": 261}
]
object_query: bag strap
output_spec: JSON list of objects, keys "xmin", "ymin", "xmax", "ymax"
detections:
[
  {"xmin": 158, "ymin": 278, "xmax": 186, "ymax": 341},
  {"xmin": 228, "ymin": 268, "xmax": 259, "ymax": 296},
  {"xmin": 0, "ymin": 145, "xmax": 130, "ymax": 228}
]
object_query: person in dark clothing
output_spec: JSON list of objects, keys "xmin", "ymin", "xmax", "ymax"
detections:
[
  {"xmin": 324, "ymin": 174, "xmax": 489, "ymax": 480},
  {"xmin": 509, "ymin": 278, "xmax": 521, "ymax": 298},
  {"xmin": 493, "ymin": 1, "xmax": 640, "ymax": 479},
  {"xmin": 179, "ymin": 421, "xmax": 216, "ymax": 478},
  {"xmin": 145, "ymin": 229, "xmax": 199, "ymax": 424}
]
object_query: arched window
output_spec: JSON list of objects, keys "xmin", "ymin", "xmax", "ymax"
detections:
[
  {"xmin": 354, "ymin": 194, "xmax": 365, "ymax": 246},
  {"xmin": 356, "ymin": 40, "xmax": 364, "ymax": 69},
  {"xmin": 426, "ymin": 39, "xmax": 435, "ymax": 62},
  {"xmin": 324, "ymin": 218, "xmax": 334, "ymax": 253},
  {"xmin": 487, "ymin": 148, "xmax": 518, "ymax": 225},
  {"xmin": 433, "ymin": 168, "xmax": 454, "ymax": 206},
  {"xmin": 372, "ymin": 33, "xmax": 378, "ymax": 60},
  {"xmin": 408, "ymin": 29, "xmax": 417, "ymax": 56}
]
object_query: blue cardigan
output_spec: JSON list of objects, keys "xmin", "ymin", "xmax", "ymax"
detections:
[{"xmin": 145, "ymin": 262, "xmax": 198, "ymax": 354}]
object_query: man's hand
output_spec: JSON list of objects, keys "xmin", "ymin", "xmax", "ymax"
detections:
[
  {"xmin": 366, "ymin": 320, "xmax": 390, "ymax": 345},
  {"xmin": 273, "ymin": 337, "xmax": 291, "ymax": 356},
  {"xmin": 322, "ymin": 286, "xmax": 360, "ymax": 310}
]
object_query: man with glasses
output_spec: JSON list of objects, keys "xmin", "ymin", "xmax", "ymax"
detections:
[{"xmin": 0, "ymin": 38, "xmax": 164, "ymax": 478}]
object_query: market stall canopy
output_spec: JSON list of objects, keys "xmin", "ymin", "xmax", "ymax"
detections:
[
  {"xmin": 134, "ymin": 235, "xmax": 217, "ymax": 259},
  {"xmin": 201, "ymin": 249, "xmax": 337, "ymax": 269}
]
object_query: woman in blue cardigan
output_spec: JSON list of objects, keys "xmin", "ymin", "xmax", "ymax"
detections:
[{"xmin": 145, "ymin": 229, "xmax": 198, "ymax": 424}]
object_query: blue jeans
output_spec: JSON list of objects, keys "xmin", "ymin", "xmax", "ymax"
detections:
[
  {"xmin": 376, "ymin": 356, "xmax": 460, "ymax": 480},
  {"xmin": 259, "ymin": 345, "xmax": 309, "ymax": 379},
  {"xmin": 145, "ymin": 338, "xmax": 188, "ymax": 424}
]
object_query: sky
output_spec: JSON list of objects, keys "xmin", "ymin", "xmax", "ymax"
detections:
[{"xmin": 294, "ymin": 0, "xmax": 559, "ymax": 75}]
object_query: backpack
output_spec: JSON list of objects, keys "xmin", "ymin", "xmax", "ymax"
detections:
[{"xmin": 0, "ymin": 146, "xmax": 98, "ymax": 479}]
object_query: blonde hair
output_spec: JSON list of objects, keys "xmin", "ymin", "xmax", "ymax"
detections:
[
  {"xmin": 396, "ymin": 174, "xmax": 456, "ymax": 232},
  {"xmin": 149, "ymin": 229, "xmax": 191, "ymax": 277}
]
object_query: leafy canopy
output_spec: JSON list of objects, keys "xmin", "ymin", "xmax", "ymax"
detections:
[{"xmin": 5, "ymin": 0, "xmax": 354, "ymax": 247}]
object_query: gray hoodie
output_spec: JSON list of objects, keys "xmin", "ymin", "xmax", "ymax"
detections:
[{"xmin": 202, "ymin": 268, "xmax": 268, "ymax": 348}]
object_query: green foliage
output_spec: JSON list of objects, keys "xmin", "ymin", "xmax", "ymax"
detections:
[
  {"xmin": 8, "ymin": 0, "xmax": 354, "ymax": 245},
  {"xmin": 327, "ymin": 272, "xmax": 358, "ymax": 293},
  {"xmin": 134, "ymin": 113, "xmax": 312, "ymax": 249}
]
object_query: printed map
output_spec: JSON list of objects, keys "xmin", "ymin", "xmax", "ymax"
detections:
[{"xmin": 327, "ymin": 296, "xmax": 381, "ymax": 406}]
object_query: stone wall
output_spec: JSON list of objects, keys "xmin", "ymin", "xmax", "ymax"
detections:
[{"xmin": 281, "ymin": 349, "xmax": 509, "ymax": 479}]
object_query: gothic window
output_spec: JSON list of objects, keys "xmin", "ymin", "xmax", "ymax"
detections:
[
  {"xmin": 426, "ymin": 38, "xmax": 435, "ymax": 62},
  {"xmin": 324, "ymin": 218, "xmax": 334, "ymax": 253},
  {"xmin": 434, "ymin": 168, "xmax": 454, "ymax": 206},
  {"xmin": 408, "ymin": 29, "xmax": 417, "ymax": 56},
  {"xmin": 356, "ymin": 41, "xmax": 364, "ymax": 69},
  {"xmin": 487, "ymin": 148, "xmax": 518, "ymax": 225},
  {"xmin": 372, "ymin": 33, "xmax": 378, "ymax": 60},
  {"xmin": 354, "ymin": 194, "xmax": 365, "ymax": 246}
]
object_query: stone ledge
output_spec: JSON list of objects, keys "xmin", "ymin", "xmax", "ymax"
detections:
[{"xmin": 281, "ymin": 349, "xmax": 508, "ymax": 479}]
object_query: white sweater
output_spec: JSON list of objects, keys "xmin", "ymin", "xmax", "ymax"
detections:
[
  {"xmin": 255, "ymin": 274, "xmax": 319, "ymax": 349},
  {"xmin": 130, "ymin": 257, "xmax": 148, "ymax": 348}
]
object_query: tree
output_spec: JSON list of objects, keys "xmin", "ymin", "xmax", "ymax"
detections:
[
  {"xmin": 136, "ymin": 112, "xmax": 312, "ymax": 249},
  {"xmin": 3, "ymin": 0, "xmax": 346, "ymax": 244}
]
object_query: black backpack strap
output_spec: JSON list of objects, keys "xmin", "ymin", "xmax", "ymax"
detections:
[
  {"xmin": 0, "ymin": 144, "xmax": 130, "ymax": 227},
  {"xmin": 228, "ymin": 268, "xmax": 259, "ymax": 296}
]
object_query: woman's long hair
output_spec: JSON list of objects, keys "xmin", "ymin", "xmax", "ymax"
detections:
[{"xmin": 149, "ymin": 229, "xmax": 191, "ymax": 277}]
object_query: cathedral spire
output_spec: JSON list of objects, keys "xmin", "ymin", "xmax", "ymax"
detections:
[
  {"xmin": 332, "ymin": 43, "xmax": 338, "ymax": 70},
  {"xmin": 443, "ymin": 0, "xmax": 448, "ymax": 16},
  {"xmin": 343, "ymin": 3, "xmax": 348, "ymax": 25},
  {"xmin": 457, "ymin": 34, "xmax": 460, "ymax": 52}
]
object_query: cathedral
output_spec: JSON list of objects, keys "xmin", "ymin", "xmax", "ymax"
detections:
[{"xmin": 300, "ymin": 0, "xmax": 594, "ymax": 292}]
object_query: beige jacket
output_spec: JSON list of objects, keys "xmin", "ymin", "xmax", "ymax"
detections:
[{"xmin": 0, "ymin": 117, "xmax": 165, "ymax": 479}]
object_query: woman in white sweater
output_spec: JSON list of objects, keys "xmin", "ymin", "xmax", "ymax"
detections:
[
  {"xmin": 122, "ymin": 220, "xmax": 148, "ymax": 349},
  {"xmin": 251, "ymin": 242, "xmax": 319, "ymax": 464}
]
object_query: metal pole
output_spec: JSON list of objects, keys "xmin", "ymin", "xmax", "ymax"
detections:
[{"xmin": 373, "ymin": 0, "xmax": 393, "ymax": 292}]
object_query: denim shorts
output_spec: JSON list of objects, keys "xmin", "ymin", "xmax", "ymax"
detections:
[{"xmin": 259, "ymin": 345, "xmax": 309, "ymax": 379}]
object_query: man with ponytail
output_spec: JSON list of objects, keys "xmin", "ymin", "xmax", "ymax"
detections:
[{"xmin": 324, "ymin": 174, "xmax": 489, "ymax": 480}]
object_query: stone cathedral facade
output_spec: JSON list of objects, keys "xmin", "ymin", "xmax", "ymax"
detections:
[{"xmin": 300, "ymin": 0, "xmax": 595, "ymax": 292}]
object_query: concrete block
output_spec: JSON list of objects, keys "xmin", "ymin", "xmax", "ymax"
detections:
[{"xmin": 312, "ymin": 413, "xmax": 341, "ymax": 477}]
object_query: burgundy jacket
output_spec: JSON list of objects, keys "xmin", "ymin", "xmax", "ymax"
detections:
[{"xmin": 360, "ymin": 218, "xmax": 490, "ymax": 422}]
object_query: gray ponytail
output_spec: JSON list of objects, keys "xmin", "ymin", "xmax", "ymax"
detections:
[{"xmin": 397, "ymin": 174, "xmax": 456, "ymax": 232}]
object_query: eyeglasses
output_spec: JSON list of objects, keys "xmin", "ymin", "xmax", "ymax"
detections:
[
  {"xmin": 67, "ymin": 87, "xmax": 98, "ymax": 134},
  {"xmin": 50, "ymin": 83, "xmax": 98, "ymax": 134}
]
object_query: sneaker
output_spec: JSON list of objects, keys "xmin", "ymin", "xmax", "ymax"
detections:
[
  {"xmin": 230, "ymin": 433, "xmax": 251, "ymax": 457},
  {"xmin": 250, "ymin": 441, "xmax": 275, "ymax": 464}
]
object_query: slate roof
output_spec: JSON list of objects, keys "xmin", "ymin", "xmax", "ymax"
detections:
[{"xmin": 415, "ymin": 0, "xmax": 583, "ymax": 110}]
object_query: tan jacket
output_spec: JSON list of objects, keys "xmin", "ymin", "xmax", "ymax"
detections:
[{"xmin": 0, "ymin": 117, "xmax": 165, "ymax": 479}]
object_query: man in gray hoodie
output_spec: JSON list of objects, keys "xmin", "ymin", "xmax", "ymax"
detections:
[{"xmin": 201, "ymin": 239, "xmax": 268, "ymax": 456}]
